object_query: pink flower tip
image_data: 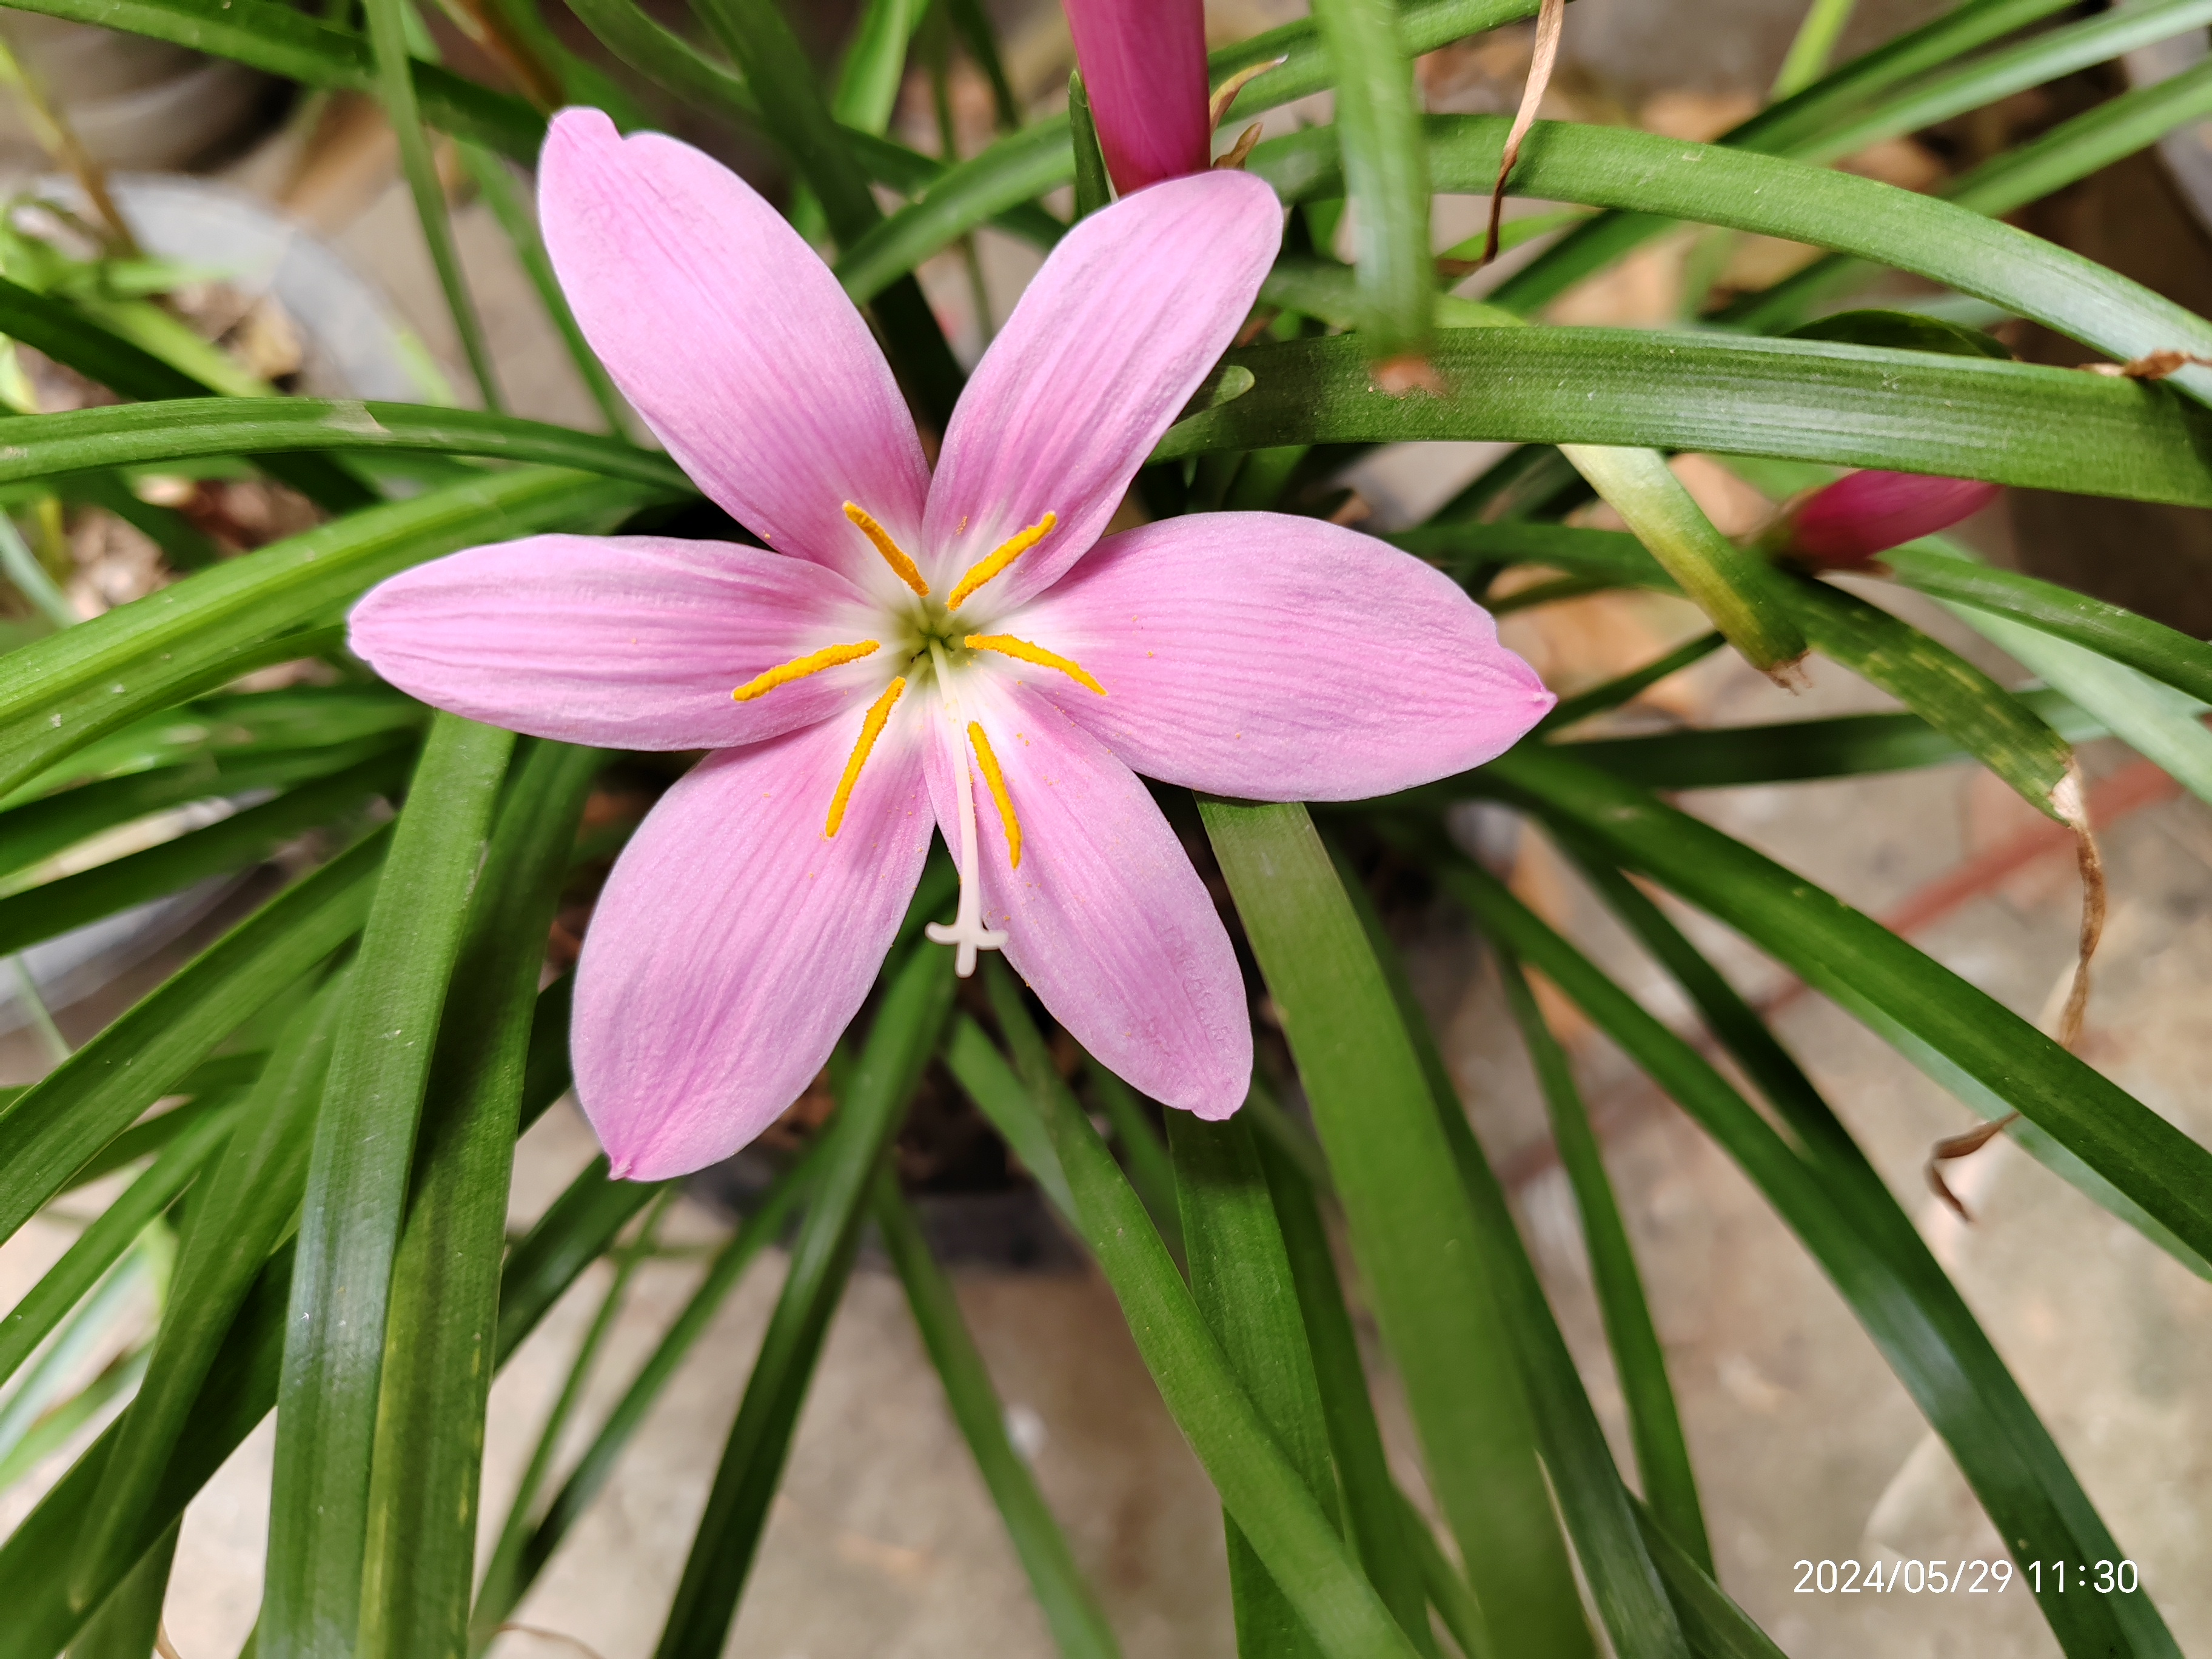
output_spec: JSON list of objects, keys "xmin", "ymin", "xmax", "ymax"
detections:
[
  {"xmin": 1775, "ymin": 469, "xmax": 2001, "ymax": 568},
  {"xmin": 1064, "ymin": 0, "xmax": 1213, "ymax": 193}
]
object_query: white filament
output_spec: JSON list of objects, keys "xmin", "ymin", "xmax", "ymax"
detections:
[{"xmin": 921, "ymin": 642, "xmax": 1007, "ymax": 976}]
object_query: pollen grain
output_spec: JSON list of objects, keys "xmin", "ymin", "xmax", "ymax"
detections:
[
  {"xmin": 843, "ymin": 502, "xmax": 930, "ymax": 596},
  {"xmin": 826, "ymin": 678, "xmax": 905, "ymax": 837},
  {"xmin": 733, "ymin": 639, "xmax": 879, "ymax": 702},
  {"xmin": 947, "ymin": 511, "xmax": 1056, "ymax": 611},
  {"xmin": 967, "ymin": 722, "xmax": 1022, "ymax": 868},
  {"xmin": 962, "ymin": 633, "xmax": 1105, "ymax": 695}
]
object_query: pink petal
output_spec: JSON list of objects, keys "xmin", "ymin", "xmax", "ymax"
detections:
[
  {"xmin": 925, "ymin": 682, "xmax": 1250, "ymax": 1116},
  {"xmin": 347, "ymin": 535, "xmax": 888, "ymax": 751},
  {"xmin": 539, "ymin": 108, "xmax": 930, "ymax": 600},
  {"xmin": 1004, "ymin": 512, "xmax": 1555, "ymax": 799},
  {"xmin": 920, "ymin": 170, "xmax": 1281, "ymax": 612},
  {"xmin": 1064, "ymin": 0, "xmax": 1212, "ymax": 194},
  {"xmin": 574, "ymin": 707, "xmax": 934, "ymax": 1179}
]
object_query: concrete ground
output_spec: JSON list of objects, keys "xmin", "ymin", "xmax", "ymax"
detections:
[{"xmin": 1, "ymin": 4, "xmax": 2208, "ymax": 1656}]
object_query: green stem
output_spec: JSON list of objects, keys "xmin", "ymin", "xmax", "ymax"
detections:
[
  {"xmin": 1771, "ymin": 0, "xmax": 1860, "ymax": 101},
  {"xmin": 364, "ymin": 0, "xmax": 502, "ymax": 409},
  {"xmin": 0, "ymin": 511, "xmax": 75, "ymax": 631},
  {"xmin": 876, "ymin": 1170, "xmax": 1122, "ymax": 1659},
  {"xmin": 6, "ymin": 953, "xmax": 69, "ymax": 1064},
  {"xmin": 1493, "ymin": 948, "xmax": 1712, "ymax": 1571}
]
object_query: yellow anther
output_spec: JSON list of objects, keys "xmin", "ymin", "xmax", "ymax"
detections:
[
  {"xmin": 826, "ymin": 678, "xmax": 905, "ymax": 837},
  {"xmin": 962, "ymin": 634, "xmax": 1105, "ymax": 696},
  {"xmin": 843, "ymin": 501, "xmax": 930, "ymax": 597},
  {"xmin": 968, "ymin": 722, "xmax": 1021, "ymax": 868},
  {"xmin": 947, "ymin": 511, "xmax": 1057, "ymax": 611},
  {"xmin": 732, "ymin": 640, "xmax": 879, "ymax": 702}
]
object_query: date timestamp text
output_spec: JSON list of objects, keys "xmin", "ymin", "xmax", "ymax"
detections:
[{"xmin": 1793, "ymin": 1559, "xmax": 2142, "ymax": 1595}]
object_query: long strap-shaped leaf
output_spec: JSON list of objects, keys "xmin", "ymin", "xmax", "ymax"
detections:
[
  {"xmin": 1428, "ymin": 517, "xmax": 2212, "ymax": 713},
  {"xmin": 1011, "ymin": 1003, "xmax": 1429, "ymax": 1659},
  {"xmin": 3, "ymin": 683, "xmax": 426, "ymax": 807},
  {"xmin": 1535, "ymin": 691, "xmax": 2103, "ymax": 789},
  {"xmin": 0, "ymin": 831, "xmax": 384, "ymax": 1251},
  {"xmin": 469, "ymin": 1201, "xmax": 665, "ymax": 1654},
  {"xmin": 475, "ymin": 1145, "xmax": 827, "ymax": 1643},
  {"xmin": 1309, "ymin": 0, "xmax": 1433, "ymax": 356},
  {"xmin": 1157, "ymin": 327, "xmax": 2212, "ymax": 504},
  {"xmin": 1781, "ymin": 574, "xmax": 2074, "ymax": 814},
  {"xmin": 495, "ymin": 1158, "xmax": 667, "ymax": 1364},
  {"xmin": 70, "ymin": 973, "xmax": 347, "ymax": 1608},
  {"xmin": 1262, "ymin": 255, "xmax": 1806, "ymax": 674},
  {"xmin": 53, "ymin": 1059, "xmax": 263, "ymax": 1190},
  {"xmin": 1492, "ymin": 950, "xmax": 1712, "ymax": 1573},
  {"xmin": 266, "ymin": 717, "xmax": 515, "ymax": 1659},
  {"xmin": 0, "ymin": 748, "xmax": 411, "ymax": 959},
  {"xmin": 358, "ymin": 742, "xmax": 603, "ymax": 1659},
  {"xmin": 1880, "ymin": 542, "xmax": 2212, "ymax": 704},
  {"xmin": 0, "ymin": 0, "xmax": 541, "ymax": 155},
  {"xmin": 1491, "ymin": 0, "xmax": 2116, "ymax": 310},
  {"xmin": 652, "ymin": 943, "xmax": 954, "ymax": 1659},
  {"xmin": 0, "ymin": 1093, "xmax": 236, "ymax": 1392},
  {"xmin": 942, "ymin": 1014, "xmax": 1075, "ymax": 1220},
  {"xmin": 364, "ymin": 0, "xmax": 501, "ymax": 410},
  {"xmin": 1955, "ymin": 605, "xmax": 2212, "ymax": 817},
  {"xmin": 1549, "ymin": 814, "xmax": 2207, "ymax": 1287},
  {"xmin": 0, "ymin": 398, "xmax": 688, "ymax": 490},
  {"xmin": 0, "ymin": 1113, "xmax": 653, "ymax": 1657},
  {"xmin": 0, "ymin": 1244, "xmax": 295, "ymax": 1659},
  {"xmin": 1395, "ymin": 517, "xmax": 2082, "ymax": 814},
  {"xmin": 0, "ymin": 730, "xmax": 417, "ymax": 882},
  {"xmin": 0, "ymin": 468, "xmax": 666, "ymax": 800},
  {"xmin": 1786, "ymin": 0, "xmax": 2212, "ymax": 170},
  {"xmin": 1199, "ymin": 799, "xmax": 1595, "ymax": 1657},
  {"xmin": 1247, "ymin": 115, "xmax": 2212, "ymax": 406},
  {"xmin": 1479, "ymin": 743, "xmax": 2212, "ymax": 1267},
  {"xmin": 0, "ymin": 276, "xmax": 378, "ymax": 513},
  {"xmin": 1426, "ymin": 849, "xmax": 2179, "ymax": 1659},
  {"xmin": 1165, "ymin": 1110, "xmax": 1341, "ymax": 1659},
  {"xmin": 68, "ymin": 1520, "xmax": 179, "ymax": 1659},
  {"xmin": 1320, "ymin": 831, "xmax": 1691, "ymax": 1659},
  {"xmin": 1723, "ymin": 56, "xmax": 2212, "ymax": 332},
  {"xmin": 836, "ymin": 0, "xmax": 1561, "ymax": 304},
  {"xmin": 1252, "ymin": 1131, "xmax": 1436, "ymax": 1652},
  {"xmin": 875, "ymin": 1170, "xmax": 1124, "ymax": 1659}
]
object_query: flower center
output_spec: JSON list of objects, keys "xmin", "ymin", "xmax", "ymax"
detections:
[{"xmin": 725, "ymin": 503, "xmax": 1108, "ymax": 977}]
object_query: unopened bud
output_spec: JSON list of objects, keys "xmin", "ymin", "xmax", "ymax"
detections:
[
  {"xmin": 1062, "ymin": 0, "xmax": 1212, "ymax": 194},
  {"xmin": 1769, "ymin": 470, "xmax": 2000, "ymax": 568}
]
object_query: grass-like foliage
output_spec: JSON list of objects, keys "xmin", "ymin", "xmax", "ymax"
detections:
[{"xmin": 0, "ymin": 0, "xmax": 2207, "ymax": 1655}]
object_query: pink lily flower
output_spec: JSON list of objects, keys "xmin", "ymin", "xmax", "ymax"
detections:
[
  {"xmin": 1773, "ymin": 469, "xmax": 2001, "ymax": 568},
  {"xmin": 1063, "ymin": 0, "xmax": 1212, "ymax": 193},
  {"xmin": 348, "ymin": 109, "xmax": 1551, "ymax": 1179}
]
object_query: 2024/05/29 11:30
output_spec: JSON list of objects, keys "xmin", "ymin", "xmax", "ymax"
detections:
[{"xmin": 1794, "ymin": 1559, "xmax": 2147, "ymax": 1594}]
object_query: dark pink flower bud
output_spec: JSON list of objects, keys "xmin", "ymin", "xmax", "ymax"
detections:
[
  {"xmin": 1777, "ymin": 469, "xmax": 2000, "ymax": 568},
  {"xmin": 1064, "ymin": 0, "xmax": 1212, "ymax": 194}
]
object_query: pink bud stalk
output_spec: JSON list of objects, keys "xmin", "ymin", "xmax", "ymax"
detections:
[
  {"xmin": 1063, "ymin": 0, "xmax": 1212, "ymax": 195},
  {"xmin": 1774, "ymin": 469, "xmax": 2001, "ymax": 568}
]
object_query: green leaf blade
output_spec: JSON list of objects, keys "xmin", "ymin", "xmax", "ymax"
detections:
[
  {"xmin": 1167, "ymin": 1110, "xmax": 1340, "ymax": 1659},
  {"xmin": 266, "ymin": 717, "xmax": 516, "ymax": 1659},
  {"xmin": 360, "ymin": 742, "xmax": 604, "ymax": 1659},
  {"xmin": 1199, "ymin": 799, "xmax": 1590, "ymax": 1658},
  {"xmin": 876, "ymin": 1173, "xmax": 1123, "ymax": 1659}
]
